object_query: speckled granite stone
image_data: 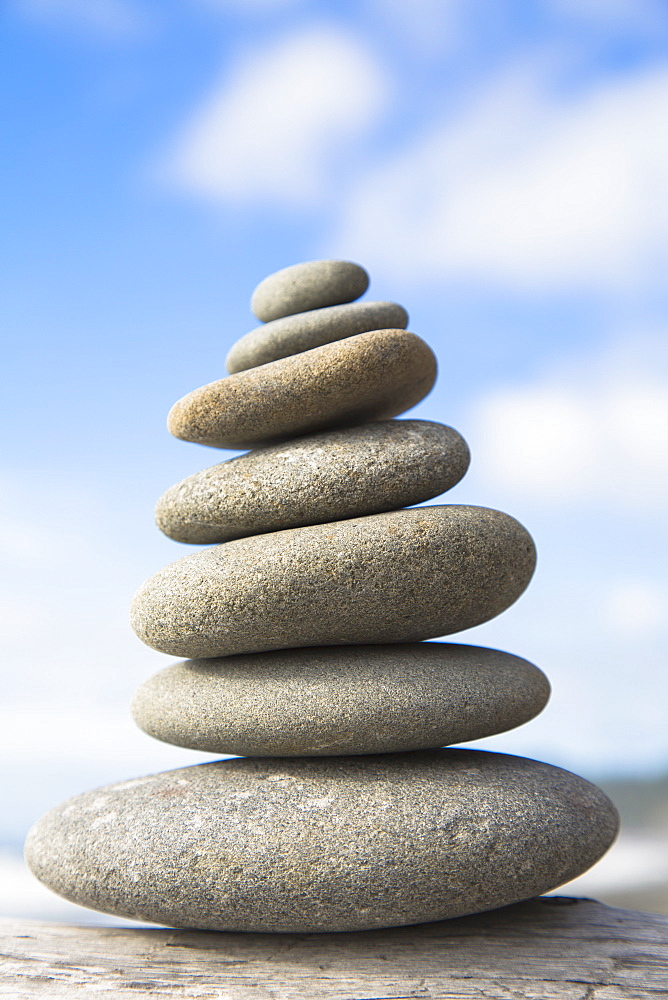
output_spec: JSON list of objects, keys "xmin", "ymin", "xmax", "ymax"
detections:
[
  {"xmin": 131, "ymin": 643, "xmax": 550, "ymax": 756},
  {"xmin": 130, "ymin": 505, "xmax": 536, "ymax": 659},
  {"xmin": 251, "ymin": 260, "xmax": 368, "ymax": 322},
  {"xmin": 24, "ymin": 750, "xmax": 619, "ymax": 933},
  {"xmin": 167, "ymin": 329, "xmax": 437, "ymax": 451},
  {"xmin": 155, "ymin": 420, "xmax": 469, "ymax": 544},
  {"xmin": 226, "ymin": 301, "xmax": 408, "ymax": 373}
]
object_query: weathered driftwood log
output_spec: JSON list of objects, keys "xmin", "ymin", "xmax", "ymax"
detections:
[{"xmin": 2, "ymin": 897, "xmax": 667, "ymax": 999}]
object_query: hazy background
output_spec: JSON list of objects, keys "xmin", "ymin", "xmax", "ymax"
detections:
[{"xmin": 2, "ymin": 0, "xmax": 667, "ymax": 922}]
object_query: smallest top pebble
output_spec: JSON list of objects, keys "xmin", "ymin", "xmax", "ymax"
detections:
[{"xmin": 251, "ymin": 260, "xmax": 369, "ymax": 322}]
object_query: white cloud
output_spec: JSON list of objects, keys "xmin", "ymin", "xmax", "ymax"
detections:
[
  {"xmin": 0, "ymin": 707, "xmax": 215, "ymax": 768},
  {"xmin": 368, "ymin": 0, "xmax": 470, "ymax": 57},
  {"xmin": 601, "ymin": 579, "xmax": 666, "ymax": 636},
  {"xmin": 468, "ymin": 333, "xmax": 668, "ymax": 508},
  {"xmin": 0, "ymin": 476, "xmax": 97, "ymax": 565},
  {"xmin": 0, "ymin": 468, "xmax": 172, "ymax": 705},
  {"xmin": 14, "ymin": 0, "xmax": 145, "ymax": 37},
  {"xmin": 333, "ymin": 63, "xmax": 668, "ymax": 293},
  {"xmin": 165, "ymin": 27, "xmax": 388, "ymax": 206}
]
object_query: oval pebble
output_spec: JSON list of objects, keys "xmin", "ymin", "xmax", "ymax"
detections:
[
  {"xmin": 25, "ymin": 750, "xmax": 619, "ymax": 932},
  {"xmin": 130, "ymin": 505, "xmax": 536, "ymax": 659},
  {"xmin": 168, "ymin": 330, "xmax": 437, "ymax": 450},
  {"xmin": 251, "ymin": 260, "xmax": 368, "ymax": 322},
  {"xmin": 132, "ymin": 643, "xmax": 550, "ymax": 756},
  {"xmin": 155, "ymin": 420, "xmax": 469, "ymax": 544},
  {"xmin": 226, "ymin": 300, "xmax": 409, "ymax": 373}
]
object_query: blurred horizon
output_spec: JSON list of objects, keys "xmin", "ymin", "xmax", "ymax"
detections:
[{"xmin": 2, "ymin": 0, "xmax": 668, "ymax": 920}]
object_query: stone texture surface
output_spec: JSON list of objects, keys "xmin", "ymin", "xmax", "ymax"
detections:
[
  {"xmin": 226, "ymin": 301, "xmax": 409, "ymax": 373},
  {"xmin": 25, "ymin": 750, "xmax": 619, "ymax": 933},
  {"xmin": 251, "ymin": 260, "xmax": 368, "ymax": 322},
  {"xmin": 155, "ymin": 420, "xmax": 470, "ymax": 544},
  {"xmin": 132, "ymin": 643, "xmax": 550, "ymax": 756},
  {"xmin": 131, "ymin": 505, "xmax": 536, "ymax": 659},
  {"xmin": 167, "ymin": 330, "xmax": 437, "ymax": 450}
]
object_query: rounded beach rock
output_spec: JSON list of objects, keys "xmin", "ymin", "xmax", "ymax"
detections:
[
  {"xmin": 226, "ymin": 300, "xmax": 409, "ymax": 373},
  {"xmin": 155, "ymin": 420, "xmax": 470, "ymax": 544},
  {"xmin": 25, "ymin": 750, "xmax": 619, "ymax": 933},
  {"xmin": 131, "ymin": 505, "xmax": 536, "ymax": 659},
  {"xmin": 251, "ymin": 260, "xmax": 368, "ymax": 322},
  {"xmin": 167, "ymin": 329, "xmax": 436, "ymax": 450},
  {"xmin": 132, "ymin": 643, "xmax": 550, "ymax": 756}
]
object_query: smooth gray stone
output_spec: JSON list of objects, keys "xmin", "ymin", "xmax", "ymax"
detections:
[
  {"xmin": 130, "ymin": 506, "xmax": 536, "ymax": 659},
  {"xmin": 25, "ymin": 750, "xmax": 619, "ymax": 933},
  {"xmin": 155, "ymin": 420, "xmax": 470, "ymax": 544},
  {"xmin": 132, "ymin": 643, "xmax": 550, "ymax": 756},
  {"xmin": 168, "ymin": 329, "xmax": 436, "ymax": 451},
  {"xmin": 226, "ymin": 301, "xmax": 409, "ymax": 373},
  {"xmin": 251, "ymin": 260, "xmax": 368, "ymax": 322}
]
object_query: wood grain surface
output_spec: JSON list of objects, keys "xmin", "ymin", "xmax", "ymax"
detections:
[{"xmin": 2, "ymin": 896, "xmax": 667, "ymax": 999}]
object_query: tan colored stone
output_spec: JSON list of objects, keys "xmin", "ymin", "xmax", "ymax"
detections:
[
  {"xmin": 167, "ymin": 329, "xmax": 437, "ymax": 450},
  {"xmin": 130, "ymin": 505, "xmax": 536, "ymax": 659},
  {"xmin": 226, "ymin": 300, "xmax": 408, "ymax": 373},
  {"xmin": 25, "ymin": 750, "xmax": 619, "ymax": 932},
  {"xmin": 155, "ymin": 420, "xmax": 469, "ymax": 544},
  {"xmin": 251, "ymin": 260, "xmax": 368, "ymax": 321},
  {"xmin": 132, "ymin": 643, "xmax": 550, "ymax": 756}
]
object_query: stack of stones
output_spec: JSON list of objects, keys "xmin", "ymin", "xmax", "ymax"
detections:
[{"xmin": 26, "ymin": 260, "xmax": 619, "ymax": 933}]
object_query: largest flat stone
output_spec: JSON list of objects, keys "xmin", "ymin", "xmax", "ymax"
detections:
[
  {"xmin": 132, "ymin": 643, "xmax": 550, "ymax": 756},
  {"xmin": 155, "ymin": 420, "xmax": 469, "ymax": 544},
  {"xmin": 167, "ymin": 329, "xmax": 437, "ymax": 450},
  {"xmin": 130, "ymin": 506, "xmax": 536, "ymax": 659},
  {"xmin": 25, "ymin": 750, "xmax": 619, "ymax": 933}
]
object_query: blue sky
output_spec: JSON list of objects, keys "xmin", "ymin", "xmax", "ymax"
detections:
[{"xmin": 2, "ymin": 0, "xmax": 668, "ymax": 859}]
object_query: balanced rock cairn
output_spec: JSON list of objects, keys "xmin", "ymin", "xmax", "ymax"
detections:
[{"xmin": 26, "ymin": 260, "xmax": 619, "ymax": 933}]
